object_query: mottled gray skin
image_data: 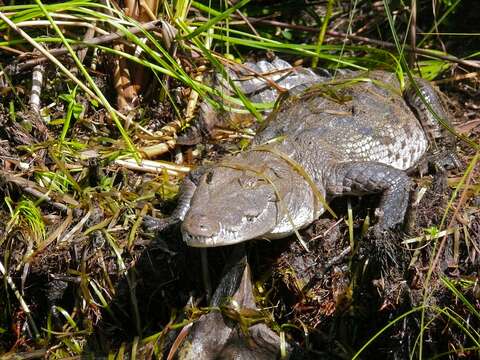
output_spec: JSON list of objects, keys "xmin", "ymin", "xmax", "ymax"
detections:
[
  {"xmin": 176, "ymin": 246, "xmax": 291, "ymax": 359},
  {"xmin": 178, "ymin": 68, "xmax": 458, "ymax": 247}
]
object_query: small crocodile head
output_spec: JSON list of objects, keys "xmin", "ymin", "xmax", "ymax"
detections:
[{"xmin": 182, "ymin": 155, "xmax": 319, "ymax": 247}]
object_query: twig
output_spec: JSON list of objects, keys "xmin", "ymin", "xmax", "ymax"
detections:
[
  {"xmin": 0, "ymin": 349, "xmax": 47, "ymax": 359},
  {"xmin": 402, "ymin": 227, "xmax": 457, "ymax": 245},
  {"xmin": 433, "ymin": 71, "xmax": 480, "ymax": 84},
  {"xmin": 140, "ymin": 140, "xmax": 177, "ymax": 158},
  {"xmin": 408, "ymin": 0, "xmax": 417, "ymax": 67},
  {"xmin": 27, "ymin": 209, "xmax": 73, "ymax": 260},
  {"xmin": 14, "ymin": 20, "xmax": 109, "ymax": 35},
  {"xmin": 3, "ymin": 19, "xmax": 162, "ymax": 75},
  {"xmin": 77, "ymin": 23, "xmax": 97, "ymax": 64},
  {"xmin": 227, "ymin": 0, "xmax": 260, "ymax": 38},
  {"xmin": 0, "ymin": 259, "xmax": 40, "ymax": 339},
  {"xmin": 0, "ymin": 45, "xmax": 25, "ymax": 55},
  {"xmin": 57, "ymin": 208, "xmax": 91, "ymax": 244},
  {"xmin": 0, "ymin": 11, "xmax": 101, "ymax": 103},
  {"xmin": 430, "ymin": 153, "xmax": 478, "ymax": 271},
  {"xmin": 167, "ymin": 322, "xmax": 193, "ymax": 360},
  {"xmin": 0, "ymin": 170, "xmax": 77, "ymax": 212},
  {"xmin": 114, "ymin": 157, "xmax": 191, "ymax": 176},
  {"xmin": 0, "ymin": 9, "xmax": 150, "ymax": 148},
  {"xmin": 29, "ymin": 64, "xmax": 44, "ymax": 114},
  {"xmin": 235, "ymin": 16, "xmax": 480, "ymax": 70}
]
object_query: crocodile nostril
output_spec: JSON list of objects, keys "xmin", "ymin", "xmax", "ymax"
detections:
[{"xmin": 183, "ymin": 213, "xmax": 220, "ymax": 237}]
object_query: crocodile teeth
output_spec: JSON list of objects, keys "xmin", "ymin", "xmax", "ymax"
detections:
[{"xmin": 182, "ymin": 227, "xmax": 239, "ymax": 247}]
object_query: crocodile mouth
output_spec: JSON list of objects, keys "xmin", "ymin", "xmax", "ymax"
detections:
[{"xmin": 182, "ymin": 226, "xmax": 242, "ymax": 247}]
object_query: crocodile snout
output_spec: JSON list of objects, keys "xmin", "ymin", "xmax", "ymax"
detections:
[{"xmin": 182, "ymin": 213, "xmax": 220, "ymax": 238}]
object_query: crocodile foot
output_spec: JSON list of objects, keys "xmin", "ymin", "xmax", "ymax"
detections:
[{"xmin": 174, "ymin": 245, "xmax": 291, "ymax": 359}]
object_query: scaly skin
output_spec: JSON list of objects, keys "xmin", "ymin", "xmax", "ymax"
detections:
[
  {"xmin": 175, "ymin": 66, "xmax": 458, "ymax": 247},
  {"xmin": 177, "ymin": 246, "xmax": 291, "ymax": 358},
  {"xmin": 404, "ymin": 77, "xmax": 461, "ymax": 170}
]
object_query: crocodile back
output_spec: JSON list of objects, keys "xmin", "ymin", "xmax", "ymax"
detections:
[{"xmin": 254, "ymin": 72, "xmax": 429, "ymax": 171}]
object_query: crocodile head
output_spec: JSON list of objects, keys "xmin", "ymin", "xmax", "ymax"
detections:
[{"xmin": 181, "ymin": 153, "xmax": 320, "ymax": 247}]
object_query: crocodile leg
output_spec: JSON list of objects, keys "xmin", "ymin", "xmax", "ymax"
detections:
[
  {"xmin": 171, "ymin": 176, "xmax": 198, "ymax": 221},
  {"xmin": 404, "ymin": 78, "xmax": 461, "ymax": 170},
  {"xmin": 142, "ymin": 174, "xmax": 198, "ymax": 232},
  {"xmin": 325, "ymin": 162, "xmax": 412, "ymax": 230}
]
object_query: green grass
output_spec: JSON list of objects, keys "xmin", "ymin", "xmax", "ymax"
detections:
[{"xmin": 0, "ymin": 0, "xmax": 478, "ymax": 357}]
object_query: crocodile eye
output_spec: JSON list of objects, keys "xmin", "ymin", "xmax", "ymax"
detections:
[
  {"xmin": 239, "ymin": 176, "xmax": 258, "ymax": 189},
  {"xmin": 245, "ymin": 215, "xmax": 256, "ymax": 222},
  {"xmin": 205, "ymin": 171, "xmax": 214, "ymax": 184}
]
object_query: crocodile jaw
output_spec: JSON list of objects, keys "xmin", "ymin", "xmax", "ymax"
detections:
[
  {"xmin": 268, "ymin": 204, "xmax": 321, "ymax": 238},
  {"xmin": 181, "ymin": 208, "xmax": 277, "ymax": 247},
  {"xmin": 181, "ymin": 188, "xmax": 279, "ymax": 247},
  {"xmin": 181, "ymin": 148, "xmax": 321, "ymax": 247},
  {"xmin": 182, "ymin": 226, "xmax": 248, "ymax": 247},
  {"xmin": 182, "ymin": 230, "xmax": 245, "ymax": 248},
  {"xmin": 182, "ymin": 199, "xmax": 319, "ymax": 247}
]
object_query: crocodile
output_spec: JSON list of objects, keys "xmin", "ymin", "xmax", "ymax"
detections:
[{"xmin": 171, "ymin": 61, "xmax": 459, "ymax": 247}]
